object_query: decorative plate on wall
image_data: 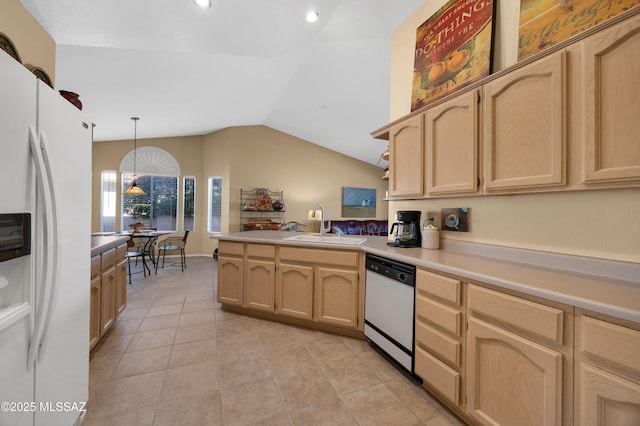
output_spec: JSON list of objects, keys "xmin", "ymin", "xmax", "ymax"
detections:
[
  {"xmin": 26, "ymin": 64, "xmax": 54, "ymax": 88},
  {"xmin": 0, "ymin": 32, "xmax": 21, "ymax": 63}
]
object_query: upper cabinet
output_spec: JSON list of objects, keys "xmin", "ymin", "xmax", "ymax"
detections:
[
  {"xmin": 389, "ymin": 114, "xmax": 424, "ymax": 198},
  {"xmin": 581, "ymin": 13, "xmax": 640, "ymax": 185},
  {"xmin": 375, "ymin": 9, "xmax": 640, "ymax": 199},
  {"xmin": 425, "ymin": 89, "xmax": 481, "ymax": 196},
  {"xmin": 483, "ymin": 51, "xmax": 566, "ymax": 193}
]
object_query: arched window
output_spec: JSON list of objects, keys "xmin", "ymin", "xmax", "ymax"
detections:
[{"xmin": 119, "ymin": 147, "xmax": 182, "ymax": 232}]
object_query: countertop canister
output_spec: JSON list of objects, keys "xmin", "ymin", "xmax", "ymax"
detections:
[{"xmin": 422, "ymin": 223, "xmax": 439, "ymax": 249}]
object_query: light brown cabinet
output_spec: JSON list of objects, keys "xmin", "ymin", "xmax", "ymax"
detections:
[
  {"xmin": 276, "ymin": 263, "xmax": 314, "ymax": 320},
  {"xmin": 245, "ymin": 244, "xmax": 276, "ymax": 312},
  {"xmin": 389, "ymin": 114, "xmax": 424, "ymax": 198},
  {"xmin": 89, "ymin": 255, "xmax": 101, "ymax": 350},
  {"xmin": 217, "ymin": 241, "xmax": 245, "ymax": 306},
  {"xmin": 414, "ymin": 268, "xmax": 465, "ymax": 409},
  {"xmin": 90, "ymin": 242, "xmax": 129, "ymax": 350},
  {"xmin": 581, "ymin": 13, "xmax": 640, "ymax": 185},
  {"xmin": 375, "ymin": 10, "xmax": 640, "ymax": 198},
  {"xmin": 483, "ymin": 51, "xmax": 567, "ymax": 192},
  {"xmin": 314, "ymin": 266, "xmax": 358, "ymax": 328},
  {"xmin": 115, "ymin": 243, "xmax": 127, "ymax": 317},
  {"xmin": 100, "ymin": 248, "xmax": 117, "ymax": 337},
  {"xmin": 425, "ymin": 89, "xmax": 480, "ymax": 196},
  {"xmin": 575, "ymin": 312, "xmax": 640, "ymax": 426},
  {"xmin": 465, "ymin": 283, "xmax": 572, "ymax": 426},
  {"xmin": 278, "ymin": 246, "xmax": 361, "ymax": 331},
  {"xmin": 217, "ymin": 242, "xmax": 363, "ymax": 334}
]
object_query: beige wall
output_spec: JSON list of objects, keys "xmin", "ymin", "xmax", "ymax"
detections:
[
  {"xmin": 0, "ymin": 0, "xmax": 56, "ymax": 84},
  {"xmin": 93, "ymin": 126, "xmax": 387, "ymax": 256},
  {"xmin": 202, "ymin": 125, "xmax": 388, "ymax": 255},
  {"xmin": 386, "ymin": 1, "xmax": 640, "ymax": 264}
]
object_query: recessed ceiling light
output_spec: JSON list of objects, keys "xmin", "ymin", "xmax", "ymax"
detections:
[
  {"xmin": 194, "ymin": 0, "xmax": 212, "ymax": 10},
  {"xmin": 306, "ymin": 11, "xmax": 319, "ymax": 23}
]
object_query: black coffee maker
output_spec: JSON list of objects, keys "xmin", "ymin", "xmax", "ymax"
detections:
[{"xmin": 387, "ymin": 210, "xmax": 421, "ymax": 247}]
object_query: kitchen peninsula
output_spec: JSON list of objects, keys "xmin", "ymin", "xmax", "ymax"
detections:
[
  {"xmin": 214, "ymin": 230, "xmax": 640, "ymax": 425},
  {"xmin": 214, "ymin": 230, "xmax": 640, "ymax": 324}
]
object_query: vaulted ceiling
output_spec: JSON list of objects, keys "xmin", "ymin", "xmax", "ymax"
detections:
[{"xmin": 19, "ymin": 0, "xmax": 424, "ymax": 165}]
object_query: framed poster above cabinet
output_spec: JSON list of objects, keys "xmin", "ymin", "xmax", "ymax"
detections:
[{"xmin": 411, "ymin": 0, "xmax": 496, "ymax": 112}]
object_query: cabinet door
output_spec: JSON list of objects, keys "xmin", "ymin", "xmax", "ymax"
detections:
[
  {"xmin": 466, "ymin": 317, "xmax": 563, "ymax": 426},
  {"xmin": 579, "ymin": 363, "xmax": 640, "ymax": 426},
  {"xmin": 100, "ymin": 266, "xmax": 117, "ymax": 336},
  {"xmin": 389, "ymin": 114, "xmax": 424, "ymax": 197},
  {"xmin": 582, "ymin": 14, "xmax": 640, "ymax": 184},
  {"xmin": 89, "ymin": 276, "xmax": 101, "ymax": 350},
  {"xmin": 245, "ymin": 259, "xmax": 275, "ymax": 312},
  {"xmin": 314, "ymin": 267, "xmax": 358, "ymax": 329},
  {"xmin": 115, "ymin": 258, "xmax": 127, "ymax": 317},
  {"xmin": 276, "ymin": 263, "xmax": 314, "ymax": 320},
  {"xmin": 425, "ymin": 89, "xmax": 480, "ymax": 195},
  {"xmin": 483, "ymin": 51, "xmax": 566, "ymax": 192},
  {"xmin": 217, "ymin": 256, "xmax": 244, "ymax": 306}
]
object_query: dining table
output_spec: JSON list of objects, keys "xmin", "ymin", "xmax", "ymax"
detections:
[{"xmin": 118, "ymin": 230, "xmax": 174, "ymax": 267}]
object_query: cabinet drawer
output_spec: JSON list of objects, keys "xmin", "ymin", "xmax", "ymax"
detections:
[
  {"xmin": 416, "ymin": 268, "xmax": 461, "ymax": 305},
  {"xmin": 91, "ymin": 255, "xmax": 101, "ymax": 278},
  {"xmin": 415, "ymin": 346, "xmax": 460, "ymax": 405},
  {"xmin": 416, "ymin": 294, "xmax": 462, "ymax": 336},
  {"xmin": 279, "ymin": 246, "xmax": 357, "ymax": 267},
  {"xmin": 581, "ymin": 316, "xmax": 640, "ymax": 374},
  {"xmin": 415, "ymin": 320, "xmax": 461, "ymax": 366},
  {"xmin": 219, "ymin": 240, "xmax": 244, "ymax": 257},
  {"xmin": 116, "ymin": 243, "xmax": 128, "ymax": 260},
  {"xmin": 468, "ymin": 284, "xmax": 563, "ymax": 343},
  {"xmin": 247, "ymin": 243, "xmax": 275, "ymax": 259},
  {"xmin": 101, "ymin": 248, "xmax": 116, "ymax": 271}
]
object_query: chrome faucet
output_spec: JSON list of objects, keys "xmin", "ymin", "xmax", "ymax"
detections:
[{"xmin": 312, "ymin": 204, "xmax": 330, "ymax": 234}]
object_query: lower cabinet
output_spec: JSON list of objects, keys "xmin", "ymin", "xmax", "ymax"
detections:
[
  {"xmin": 465, "ymin": 283, "xmax": 573, "ymax": 426},
  {"xmin": 466, "ymin": 317, "xmax": 563, "ymax": 426},
  {"xmin": 217, "ymin": 241, "xmax": 245, "ymax": 306},
  {"xmin": 217, "ymin": 242, "xmax": 362, "ymax": 333},
  {"xmin": 89, "ymin": 255, "xmax": 101, "ymax": 350},
  {"xmin": 100, "ymin": 265, "xmax": 117, "ymax": 337},
  {"xmin": 276, "ymin": 263, "xmax": 313, "ymax": 320},
  {"xmin": 115, "ymin": 244, "xmax": 128, "ymax": 316},
  {"xmin": 575, "ymin": 311, "xmax": 640, "ymax": 426},
  {"xmin": 314, "ymin": 266, "xmax": 358, "ymax": 328},
  {"xmin": 90, "ymin": 242, "xmax": 130, "ymax": 351},
  {"xmin": 414, "ymin": 268, "xmax": 465, "ymax": 409},
  {"xmin": 245, "ymin": 243, "xmax": 276, "ymax": 312},
  {"xmin": 413, "ymin": 274, "xmax": 576, "ymax": 426}
]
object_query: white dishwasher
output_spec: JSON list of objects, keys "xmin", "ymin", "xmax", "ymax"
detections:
[{"xmin": 364, "ymin": 254, "xmax": 415, "ymax": 373}]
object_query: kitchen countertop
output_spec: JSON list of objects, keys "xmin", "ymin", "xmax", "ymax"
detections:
[
  {"xmin": 91, "ymin": 235, "xmax": 130, "ymax": 257},
  {"xmin": 213, "ymin": 230, "xmax": 640, "ymax": 323}
]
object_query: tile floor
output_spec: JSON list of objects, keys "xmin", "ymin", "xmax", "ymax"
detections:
[{"xmin": 85, "ymin": 256, "xmax": 464, "ymax": 426}]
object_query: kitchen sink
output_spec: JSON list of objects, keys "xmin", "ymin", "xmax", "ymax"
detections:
[{"xmin": 283, "ymin": 234, "xmax": 367, "ymax": 245}]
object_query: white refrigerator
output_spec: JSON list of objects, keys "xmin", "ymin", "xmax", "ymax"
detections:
[{"xmin": 0, "ymin": 49, "xmax": 92, "ymax": 426}]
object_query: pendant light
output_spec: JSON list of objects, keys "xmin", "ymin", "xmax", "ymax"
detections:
[{"xmin": 124, "ymin": 117, "xmax": 146, "ymax": 195}]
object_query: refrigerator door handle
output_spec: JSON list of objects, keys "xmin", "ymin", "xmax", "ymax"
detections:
[
  {"xmin": 26, "ymin": 126, "xmax": 57, "ymax": 370},
  {"xmin": 35, "ymin": 131, "xmax": 59, "ymax": 363}
]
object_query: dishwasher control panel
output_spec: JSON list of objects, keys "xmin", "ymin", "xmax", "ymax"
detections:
[{"xmin": 366, "ymin": 254, "xmax": 415, "ymax": 286}]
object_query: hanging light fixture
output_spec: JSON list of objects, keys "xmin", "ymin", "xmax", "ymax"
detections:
[{"xmin": 124, "ymin": 117, "xmax": 146, "ymax": 195}]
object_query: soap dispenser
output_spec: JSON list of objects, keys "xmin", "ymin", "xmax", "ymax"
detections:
[{"xmin": 422, "ymin": 218, "xmax": 439, "ymax": 250}]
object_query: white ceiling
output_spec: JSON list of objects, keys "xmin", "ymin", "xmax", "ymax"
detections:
[{"xmin": 19, "ymin": 0, "xmax": 424, "ymax": 165}]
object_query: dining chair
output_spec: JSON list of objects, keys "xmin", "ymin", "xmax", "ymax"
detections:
[
  {"xmin": 155, "ymin": 230, "xmax": 190, "ymax": 274},
  {"xmin": 125, "ymin": 236, "xmax": 150, "ymax": 284}
]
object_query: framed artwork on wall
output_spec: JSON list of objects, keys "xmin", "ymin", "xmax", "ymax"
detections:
[
  {"xmin": 411, "ymin": 0, "xmax": 496, "ymax": 112},
  {"xmin": 518, "ymin": 0, "xmax": 640, "ymax": 61},
  {"xmin": 342, "ymin": 187, "xmax": 376, "ymax": 218}
]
